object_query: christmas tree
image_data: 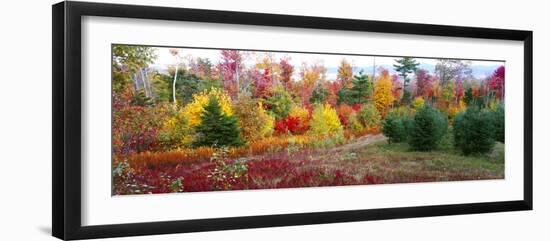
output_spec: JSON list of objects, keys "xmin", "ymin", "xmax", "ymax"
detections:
[{"xmin": 193, "ymin": 96, "xmax": 244, "ymax": 147}]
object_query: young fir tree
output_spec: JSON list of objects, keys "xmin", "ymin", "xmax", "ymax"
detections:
[
  {"xmin": 338, "ymin": 71, "xmax": 372, "ymax": 105},
  {"xmin": 393, "ymin": 57, "xmax": 419, "ymax": 104},
  {"xmin": 408, "ymin": 105, "xmax": 447, "ymax": 151},
  {"xmin": 453, "ymin": 107, "xmax": 496, "ymax": 155},
  {"xmin": 193, "ymin": 97, "xmax": 244, "ymax": 147},
  {"xmin": 463, "ymin": 87, "xmax": 474, "ymax": 106},
  {"xmin": 310, "ymin": 83, "xmax": 328, "ymax": 104}
]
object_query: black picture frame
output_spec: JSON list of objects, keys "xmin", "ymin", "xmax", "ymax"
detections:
[{"xmin": 52, "ymin": 1, "xmax": 533, "ymax": 240}]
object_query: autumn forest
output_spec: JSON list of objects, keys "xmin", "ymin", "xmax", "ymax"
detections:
[{"xmin": 112, "ymin": 45, "xmax": 505, "ymax": 195}]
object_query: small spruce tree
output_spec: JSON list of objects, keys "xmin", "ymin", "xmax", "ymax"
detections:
[
  {"xmin": 408, "ymin": 105, "xmax": 447, "ymax": 151},
  {"xmin": 493, "ymin": 104, "xmax": 505, "ymax": 143},
  {"xmin": 310, "ymin": 83, "xmax": 328, "ymax": 104},
  {"xmin": 338, "ymin": 71, "xmax": 373, "ymax": 105},
  {"xmin": 193, "ymin": 97, "xmax": 244, "ymax": 147},
  {"xmin": 382, "ymin": 113, "xmax": 412, "ymax": 144},
  {"xmin": 131, "ymin": 91, "xmax": 154, "ymax": 106},
  {"xmin": 463, "ymin": 87, "xmax": 474, "ymax": 106},
  {"xmin": 453, "ymin": 107, "xmax": 496, "ymax": 155}
]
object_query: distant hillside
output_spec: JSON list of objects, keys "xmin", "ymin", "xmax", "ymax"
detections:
[
  {"xmin": 153, "ymin": 63, "xmax": 503, "ymax": 81},
  {"xmin": 326, "ymin": 63, "xmax": 502, "ymax": 80}
]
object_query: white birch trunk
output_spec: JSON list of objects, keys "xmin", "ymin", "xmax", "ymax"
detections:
[
  {"xmin": 172, "ymin": 65, "xmax": 178, "ymax": 104},
  {"xmin": 140, "ymin": 68, "xmax": 148, "ymax": 98},
  {"xmin": 132, "ymin": 74, "xmax": 139, "ymax": 92},
  {"xmin": 145, "ymin": 69, "xmax": 153, "ymax": 100}
]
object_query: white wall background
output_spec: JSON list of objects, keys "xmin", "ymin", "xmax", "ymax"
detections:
[{"xmin": 0, "ymin": 0, "xmax": 547, "ymax": 240}]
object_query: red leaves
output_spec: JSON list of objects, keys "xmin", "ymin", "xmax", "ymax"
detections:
[
  {"xmin": 113, "ymin": 156, "xmax": 381, "ymax": 195},
  {"xmin": 351, "ymin": 103, "xmax": 362, "ymax": 111},
  {"xmin": 336, "ymin": 104, "xmax": 354, "ymax": 127},
  {"xmin": 489, "ymin": 65, "xmax": 505, "ymax": 99},
  {"xmin": 218, "ymin": 50, "xmax": 244, "ymax": 98},
  {"xmin": 275, "ymin": 116, "xmax": 307, "ymax": 134},
  {"xmin": 112, "ymin": 91, "xmax": 162, "ymax": 155},
  {"xmin": 456, "ymin": 79, "xmax": 464, "ymax": 101},
  {"xmin": 251, "ymin": 68, "xmax": 273, "ymax": 99},
  {"xmin": 415, "ymin": 69, "xmax": 435, "ymax": 98},
  {"xmin": 279, "ymin": 58, "xmax": 294, "ymax": 86}
]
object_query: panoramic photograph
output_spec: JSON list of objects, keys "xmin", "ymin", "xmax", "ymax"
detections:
[{"xmin": 111, "ymin": 44, "xmax": 505, "ymax": 195}]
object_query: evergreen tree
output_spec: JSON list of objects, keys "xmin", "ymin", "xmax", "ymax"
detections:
[
  {"xmin": 408, "ymin": 105, "xmax": 447, "ymax": 151},
  {"xmin": 158, "ymin": 68, "xmax": 201, "ymax": 104},
  {"xmin": 265, "ymin": 86, "xmax": 293, "ymax": 119},
  {"xmin": 193, "ymin": 97, "xmax": 244, "ymax": 147},
  {"xmin": 453, "ymin": 107, "xmax": 496, "ymax": 155},
  {"xmin": 382, "ymin": 113, "xmax": 411, "ymax": 144},
  {"xmin": 338, "ymin": 71, "xmax": 372, "ymax": 105},
  {"xmin": 130, "ymin": 91, "xmax": 154, "ymax": 107},
  {"xmin": 337, "ymin": 87, "xmax": 353, "ymax": 105},
  {"xmin": 310, "ymin": 83, "xmax": 328, "ymax": 104},
  {"xmin": 393, "ymin": 57, "xmax": 419, "ymax": 104},
  {"xmin": 493, "ymin": 104, "xmax": 505, "ymax": 143},
  {"xmin": 463, "ymin": 87, "xmax": 474, "ymax": 106}
]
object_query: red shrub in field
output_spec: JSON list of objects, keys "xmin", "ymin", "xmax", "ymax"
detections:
[
  {"xmin": 363, "ymin": 175, "xmax": 378, "ymax": 184},
  {"xmin": 275, "ymin": 116, "xmax": 308, "ymax": 134},
  {"xmin": 116, "ymin": 161, "xmax": 218, "ymax": 194},
  {"xmin": 276, "ymin": 169, "xmax": 318, "ymax": 188},
  {"xmin": 336, "ymin": 104, "xmax": 355, "ymax": 127},
  {"xmin": 245, "ymin": 158, "xmax": 295, "ymax": 189},
  {"xmin": 351, "ymin": 103, "xmax": 362, "ymax": 111},
  {"xmin": 180, "ymin": 164, "xmax": 216, "ymax": 192},
  {"xmin": 274, "ymin": 119, "xmax": 287, "ymax": 134},
  {"xmin": 113, "ymin": 152, "xmax": 383, "ymax": 195},
  {"xmin": 285, "ymin": 117, "xmax": 302, "ymax": 133},
  {"xmin": 111, "ymin": 88, "xmax": 168, "ymax": 155}
]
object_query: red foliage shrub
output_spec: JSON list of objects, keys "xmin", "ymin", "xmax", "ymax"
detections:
[
  {"xmin": 336, "ymin": 104, "xmax": 354, "ymax": 127},
  {"xmin": 112, "ymin": 92, "xmax": 163, "ymax": 155},
  {"xmin": 274, "ymin": 116, "xmax": 308, "ymax": 134},
  {"xmin": 113, "ymin": 155, "xmax": 383, "ymax": 195}
]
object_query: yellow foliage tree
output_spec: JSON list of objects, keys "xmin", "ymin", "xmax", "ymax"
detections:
[
  {"xmin": 289, "ymin": 105, "xmax": 310, "ymax": 122},
  {"xmin": 337, "ymin": 59, "xmax": 354, "ymax": 88},
  {"xmin": 373, "ymin": 72, "xmax": 394, "ymax": 116},
  {"xmin": 255, "ymin": 53, "xmax": 281, "ymax": 83},
  {"xmin": 233, "ymin": 95, "xmax": 274, "ymax": 142},
  {"xmin": 411, "ymin": 96, "xmax": 425, "ymax": 110},
  {"xmin": 447, "ymin": 100, "xmax": 466, "ymax": 121},
  {"xmin": 181, "ymin": 88, "xmax": 233, "ymax": 127},
  {"xmin": 309, "ymin": 104, "xmax": 342, "ymax": 136},
  {"xmin": 161, "ymin": 109, "xmax": 194, "ymax": 148}
]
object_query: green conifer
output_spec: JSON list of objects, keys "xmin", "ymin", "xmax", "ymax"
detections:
[{"xmin": 193, "ymin": 97, "xmax": 244, "ymax": 147}]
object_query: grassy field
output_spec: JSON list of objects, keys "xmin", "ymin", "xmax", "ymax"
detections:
[
  {"xmin": 113, "ymin": 132, "xmax": 505, "ymax": 195},
  {"xmin": 252, "ymin": 133, "xmax": 505, "ymax": 185},
  {"xmin": 328, "ymin": 137, "xmax": 504, "ymax": 183}
]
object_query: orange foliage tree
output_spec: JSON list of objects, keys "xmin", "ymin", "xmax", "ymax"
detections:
[
  {"xmin": 337, "ymin": 58, "xmax": 354, "ymax": 88},
  {"xmin": 373, "ymin": 71, "xmax": 395, "ymax": 116}
]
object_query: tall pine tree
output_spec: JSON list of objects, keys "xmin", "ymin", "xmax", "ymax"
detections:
[
  {"xmin": 393, "ymin": 57, "xmax": 419, "ymax": 104},
  {"xmin": 193, "ymin": 97, "xmax": 244, "ymax": 147}
]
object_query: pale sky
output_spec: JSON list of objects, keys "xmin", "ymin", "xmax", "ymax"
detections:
[{"xmin": 150, "ymin": 46, "xmax": 503, "ymax": 80}]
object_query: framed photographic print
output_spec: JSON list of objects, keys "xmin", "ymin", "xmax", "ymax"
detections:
[{"xmin": 52, "ymin": 1, "xmax": 533, "ymax": 240}]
